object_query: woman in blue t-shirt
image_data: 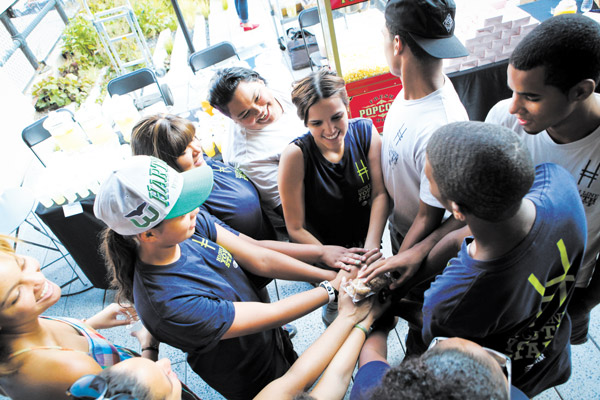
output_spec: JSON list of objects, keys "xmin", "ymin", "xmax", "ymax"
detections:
[
  {"xmin": 279, "ymin": 70, "xmax": 388, "ymax": 254},
  {"xmin": 95, "ymin": 156, "xmax": 355, "ymax": 400}
]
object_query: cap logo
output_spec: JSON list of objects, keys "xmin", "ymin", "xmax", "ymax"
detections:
[
  {"xmin": 148, "ymin": 158, "xmax": 170, "ymax": 208},
  {"xmin": 126, "ymin": 202, "xmax": 160, "ymax": 229},
  {"xmin": 443, "ymin": 13, "xmax": 453, "ymax": 33}
]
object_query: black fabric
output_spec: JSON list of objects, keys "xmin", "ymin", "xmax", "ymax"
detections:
[
  {"xmin": 35, "ymin": 195, "xmax": 110, "ymax": 289},
  {"xmin": 448, "ymin": 59, "xmax": 513, "ymax": 122},
  {"xmin": 287, "ymin": 28, "xmax": 319, "ymax": 70}
]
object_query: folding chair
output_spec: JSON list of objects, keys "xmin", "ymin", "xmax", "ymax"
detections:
[
  {"xmin": 298, "ymin": 7, "xmax": 327, "ymax": 71},
  {"xmin": 22, "ymin": 109, "xmax": 75, "ymax": 167},
  {"xmin": 188, "ymin": 41, "xmax": 240, "ymax": 73},
  {"xmin": 107, "ymin": 68, "xmax": 174, "ymax": 110}
]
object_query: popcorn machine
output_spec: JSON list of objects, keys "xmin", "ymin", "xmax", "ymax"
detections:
[{"xmin": 315, "ymin": 0, "xmax": 402, "ymax": 131}]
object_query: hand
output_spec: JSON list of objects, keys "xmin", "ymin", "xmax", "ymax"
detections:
[
  {"xmin": 362, "ymin": 248, "xmax": 383, "ymax": 267},
  {"xmin": 131, "ymin": 325, "xmax": 159, "ymax": 348},
  {"xmin": 321, "ymin": 246, "xmax": 368, "ymax": 271},
  {"xmin": 330, "ymin": 265, "xmax": 359, "ymax": 290},
  {"xmin": 337, "ymin": 279, "xmax": 375, "ymax": 323},
  {"xmin": 85, "ymin": 303, "xmax": 138, "ymax": 330},
  {"xmin": 358, "ymin": 247, "xmax": 424, "ymax": 290}
]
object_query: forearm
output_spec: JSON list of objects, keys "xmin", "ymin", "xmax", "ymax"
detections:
[
  {"xmin": 409, "ymin": 216, "xmax": 465, "ymax": 258},
  {"xmin": 310, "ymin": 317, "xmax": 375, "ymax": 399},
  {"xmin": 287, "ymin": 225, "xmax": 323, "ymax": 246},
  {"xmin": 358, "ymin": 330, "xmax": 388, "ymax": 367},
  {"xmin": 244, "ymin": 234, "xmax": 326, "ymax": 265},
  {"xmin": 364, "ymin": 193, "xmax": 390, "ymax": 250},
  {"xmin": 225, "ymin": 286, "xmax": 331, "ymax": 339}
]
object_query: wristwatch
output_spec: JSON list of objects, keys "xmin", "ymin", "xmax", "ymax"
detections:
[{"xmin": 319, "ymin": 281, "xmax": 336, "ymax": 304}]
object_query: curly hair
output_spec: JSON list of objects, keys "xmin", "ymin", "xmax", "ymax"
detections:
[
  {"xmin": 369, "ymin": 349, "xmax": 508, "ymax": 400},
  {"xmin": 426, "ymin": 121, "xmax": 534, "ymax": 222},
  {"xmin": 207, "ymin": 67, "xmax": 267, "ymax": 117},
  {"xmin": 510, "ymin": 14, "xmax": 600, "ymax": 93},
  {"xmin": 131, "ymin": 114, "xmax": 196, "ymax": 172},
  {"xmin": 97, "ymin": 368, "xmax": 158, "ymax": 400},
  {"xmin": 291, "ymin": 69, "xmax": 349, "ymax": 126}
]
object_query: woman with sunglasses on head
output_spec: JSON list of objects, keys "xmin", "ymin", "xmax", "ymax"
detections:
[
  {"xmin": 95, "ymin": 155, "xmax": 356, "ymax": 400},
  {"xmin": 130, "ymin": 113, "xmax": 373, "ymax": 278},
  {"xmin": 68, "ymin": 357, "xmax": 199, "ymax": 400},
  {"xmin": 0, "ymin": 236, "xmax": 158, "ymax": 400}
]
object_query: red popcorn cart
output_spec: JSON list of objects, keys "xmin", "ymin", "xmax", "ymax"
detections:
[{"xmin": 314, "ymin": 0, "xmax": 402, "ymax": 131}]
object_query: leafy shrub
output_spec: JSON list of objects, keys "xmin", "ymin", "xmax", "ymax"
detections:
[
  {"xmin": 32, "ymin": 75, "xmax": 94, "ymax": 112},
  {"xmin": 62, "ymin": 15, "xmax": 110, "ymax": 69}
]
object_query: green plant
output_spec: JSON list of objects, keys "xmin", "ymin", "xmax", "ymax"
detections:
[
  {"xmin": 32, "ymin": 74, "xmax": 94, "ymax": 112},
  {"xmin": 164, "ymin": 35, "xmax": 174, "ymax": 56},
  {"xmin": 133, "ymin": 0, "xmax": 177, "ymax": 38},
  {"xmin": 62, "ymin": 15, "xmax": 109, "ymax": 69}
]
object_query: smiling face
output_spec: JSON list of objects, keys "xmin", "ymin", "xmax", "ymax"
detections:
[
  {"xmin": 226, "ymin": 80, "xmax": 281, "ymax": 130},
  {"xmin": 0, "ymin": 253, "xmax": 61, "ymax": 329},
  {"xmin": 176, "ymin": 137, "xmax": 206, "ymax": 172},
  {"xmin": 507, "ymin": 65, "xmax": 574, "ymax": 135},
  {"xmin": 306, "ymin": 95, "xmax": 349, "ymax": 153},
  {"xmin": 110, "ymin": 357, "xmax": 182, "ymax": 400}
]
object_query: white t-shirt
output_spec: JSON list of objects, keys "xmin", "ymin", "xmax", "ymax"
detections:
[
  {"xmin": 221, "ymin": 89, "xmax": 307, "ymax": 210},
  {"xmin": 382, "ymin": 78, "xmax": 469, "ymax": 237},
  {"xmin": 486, "ymin": 97, "xmax": 600, "ymax": 287}
]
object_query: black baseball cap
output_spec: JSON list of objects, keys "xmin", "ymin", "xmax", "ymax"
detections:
[{"xmin": 385, "ymin": 0, "xmax": 468, "ymax": 59}]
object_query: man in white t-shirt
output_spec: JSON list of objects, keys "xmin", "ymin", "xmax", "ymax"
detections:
[
  {"xmin": 360, "ymin": 0, "xmax": 469, "ymax": 298},
  {"xmin": 208, "ymin": 67, "xmax": 307, "ymax": 219},
  {"xmin": 485, "ymin": 14, "xmax": 600, "ymax": 345}
]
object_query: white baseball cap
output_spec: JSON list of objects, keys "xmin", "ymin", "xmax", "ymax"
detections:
[{"xmin": 94, "ymin": 155, "xmax": 214, "ymax": 235}]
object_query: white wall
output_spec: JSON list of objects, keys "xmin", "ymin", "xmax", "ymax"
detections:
[{"xmin": 0, "ymin": 69, "xmax": 35, "ymax": 192}]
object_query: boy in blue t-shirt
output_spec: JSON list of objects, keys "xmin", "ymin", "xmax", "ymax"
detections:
[{"xmin": 419, "ymin": 121, "xmax": 586, "ymax": 397}]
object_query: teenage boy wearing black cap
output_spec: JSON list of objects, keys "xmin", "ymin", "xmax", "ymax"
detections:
[{"xmin": 359, "ymin": 0, "xmax": 470, "ymax": 308}]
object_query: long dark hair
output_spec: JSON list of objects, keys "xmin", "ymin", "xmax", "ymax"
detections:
[
  {"xmin": 130, "ymin": 114, "xmax": 195, "ymax": 172},
  {"xmin": 100, "ymin": 228, "xmax": 139, "ymax": 305}
]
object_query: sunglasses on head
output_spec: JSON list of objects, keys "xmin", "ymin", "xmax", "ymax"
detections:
[
  {"xmin": 428, "ymin": 336, "xmax": 512, "ymax": 389},
  {"xmin": 67, "ymin": 374, "xmax": 136, "ymax": 400}
]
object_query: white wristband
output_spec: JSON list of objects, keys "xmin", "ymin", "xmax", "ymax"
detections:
[{"xmin": 319, "ymin": 281, "xmax": 336, "ymax": 304}]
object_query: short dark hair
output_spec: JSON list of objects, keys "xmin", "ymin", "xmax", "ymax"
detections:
[
  {"xmin": 369, "ymin": 349, "xmax": 508, "ymax": 400},
  {"xmin": 510, "ymin": 13, "xmax": 600, "ymax": 93},
  {"xmin": 130, "ymin": 113, "xmax": 195, "ymax": 172},
  {"xmin": 426, "ymin": 121, "xmax": 534, "ymax": 222},
  {"xmin": 291, "ymin": 69, "xmax": 349, "ymax": 126},
  {"xmin": 97, "ymin": 368, "xmax": 158, "ymax": 400},
  {"xmin": 207, "ymin": 67, "xmax": 267, "ymax": 117}
]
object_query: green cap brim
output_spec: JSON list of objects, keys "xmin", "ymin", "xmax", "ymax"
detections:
[{"xmin": 165, "ymin": 164, "xmax": 214, "ymax": 220}]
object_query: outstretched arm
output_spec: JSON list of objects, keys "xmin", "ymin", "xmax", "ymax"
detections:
[
  {"xmin": 254, "ymin": 287, "xmax": 374, "ymax": 399},
  {"xmin": 278, "ymin": 143, "xmax": 323, "ymax": 246},
  {"xmin": 359, "ymin": 214, "xmax": 465, "ymax": 290},
  {"xmin": 309, "ymin": 296, "xmax": 389, "ymax": 400},
  {"xmin": 364, "ymin": 127, "xmax": 389, "ymax": 255},
  {"xmin": 216, "ymin": 224, "xmax": 338, "ymax": 283},
  {"xmin": 239, "ymin": 232, "xmax": 370, "ymax": 271},
  {"xmin": 223, "ymin": 270, "xmax": 355, "ymax": 340}
]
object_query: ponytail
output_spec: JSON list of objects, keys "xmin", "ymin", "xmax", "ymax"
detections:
[{"xmin": 100, "ymin": 228, "xmax": 138, "ymax": 305}]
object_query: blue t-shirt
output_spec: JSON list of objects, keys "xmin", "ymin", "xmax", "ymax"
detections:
[
  {"xmin": 350, "ymin": 360, "xmax": 390, "ymax": 400},
  {"xmin": 422, "ymin": 163, "xmax": 587, "ymax": 397},
  {"xmin": 293, "ymin": 118, "xmax": 373, "ymax": 247},
  {"xmin": 133, "ymin": 210, "xmax": 290, "ymax": 399},
  {"xmin": 202, "ymin": 157, "xmax": 275, "ymax": 240}
]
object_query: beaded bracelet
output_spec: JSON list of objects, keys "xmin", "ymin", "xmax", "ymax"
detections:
[{"xmin": 354, "ymin": 323, "xmax": 369, "ymax": 336}]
